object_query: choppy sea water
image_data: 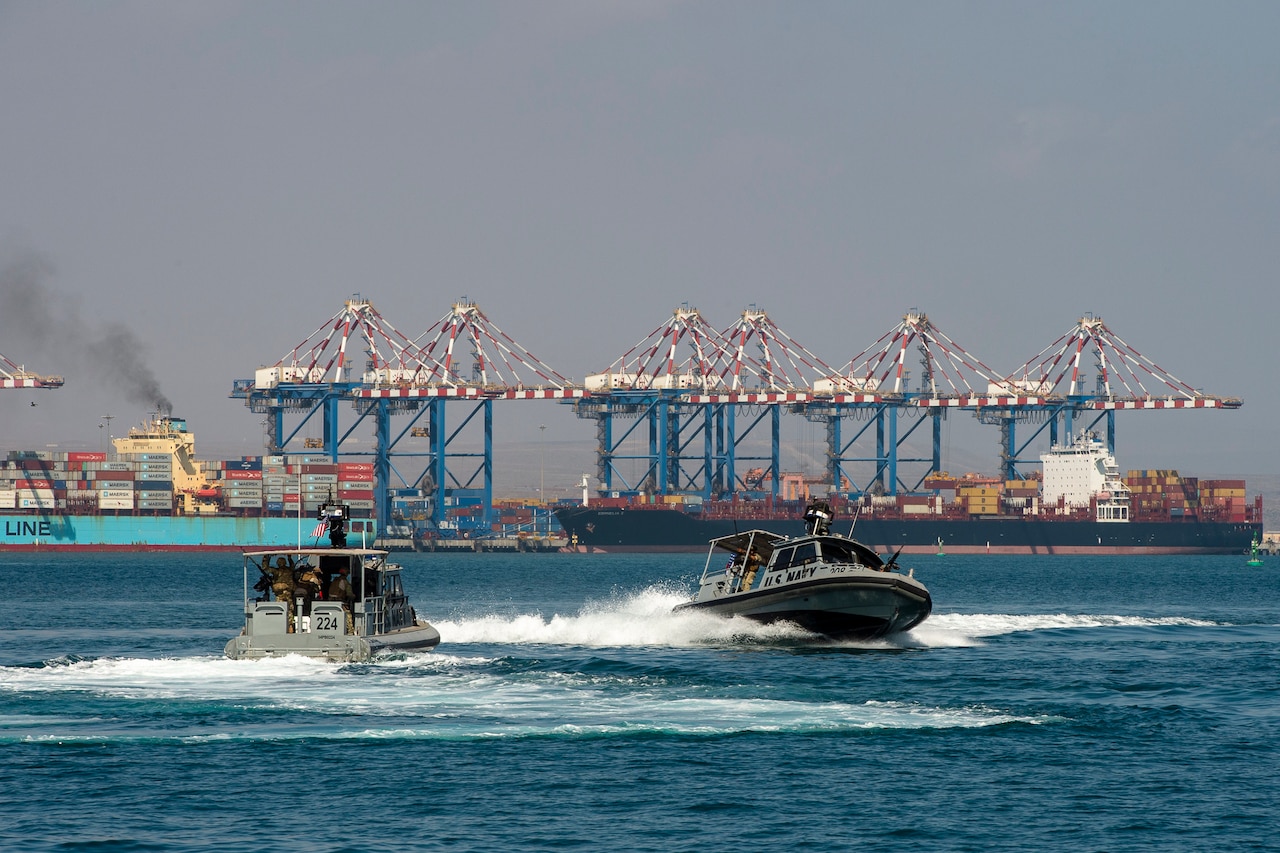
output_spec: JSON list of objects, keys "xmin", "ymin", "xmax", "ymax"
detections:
[{"xmin": 1, "ymin": 551, "xmax": 1277, "ymax": 852}]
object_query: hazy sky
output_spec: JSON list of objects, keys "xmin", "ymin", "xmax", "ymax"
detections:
[{"xmin": 2, "ymin": 1, "xmax": 1278, "ymax": 494}]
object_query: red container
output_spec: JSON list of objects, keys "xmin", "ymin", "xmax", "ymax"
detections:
[{"xmin": 16, "ymin": 479, "xmax": 54, "ymax": 490}]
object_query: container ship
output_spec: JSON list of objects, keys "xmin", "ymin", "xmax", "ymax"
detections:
[
  {"xmin": 554, "ymin": 433, "xmax": 1263, "ymax": 555},
  {"xmin": 0, "ymin": 416, "xmax": 376, "ymax": 551}
]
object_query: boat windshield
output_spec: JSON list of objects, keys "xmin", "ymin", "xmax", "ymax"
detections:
[
  {"xmin": 770, "ymin": 542, "xmax": 818, "ymax": 571},
  {"xmin": 818, "ymin": 540, "xmax": 859, "ymax": 565},
  {"xmin": 819, "ymin": 537, "xmax": 884, "ymax": 568}
]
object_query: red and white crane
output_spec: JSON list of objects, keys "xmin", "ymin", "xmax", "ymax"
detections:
[
  {"xmin": 830, "ymin": 310, "xmax": 1004, "ymax": 399},
  {"xmin": 585, "ymin": 304, "xmax": 725, "ymax": 394},
  {"xmin": 0, "ymin": 351, "xmax": 63, "ymax": 390},
  {"xmin": 1004, "ymin": 313, "xmax": 1241, "ymax": 409}
]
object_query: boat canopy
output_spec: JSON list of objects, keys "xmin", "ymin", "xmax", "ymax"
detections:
[
  {"xmin": 708, "ymin": 530, "xmax": 787, "ymax": 563},
  {"xmin": 243, "ymin": 547, "xmax": 388, "ymax": 559},
  {"xmin": 708, "ymin": 530, "xmax": 885, "ymax": 570}
]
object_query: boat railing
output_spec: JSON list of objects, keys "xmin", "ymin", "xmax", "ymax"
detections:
[{"xmin": 358, "ymin": 595, "xmax": 388, "ymax": 636}]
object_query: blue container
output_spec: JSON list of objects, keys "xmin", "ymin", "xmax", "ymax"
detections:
[{"xmin": 136, "ymin": 480, "xmax": 174, "ymax": 490}]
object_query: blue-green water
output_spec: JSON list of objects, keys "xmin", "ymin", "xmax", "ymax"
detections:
[{"xmin": 1, "ymin": 552, "xmax": 1277, "ymax": 851}]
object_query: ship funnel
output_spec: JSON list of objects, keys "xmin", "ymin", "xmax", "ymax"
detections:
[{"xmin": 803, "ymin": 499, "xmax": 832, "ymax": 536}]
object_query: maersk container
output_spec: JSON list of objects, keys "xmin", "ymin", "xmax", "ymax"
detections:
[
  {"xmin": 227, "ymin": 497, "xmax": 263, "ymax": 508},
  {"xmin": 98, "ymin": 498, "xmax": 134, "ymax": 510},
  {"xmin": 96, "ymin": 480, "xmax": 134, "ymax": 490}
]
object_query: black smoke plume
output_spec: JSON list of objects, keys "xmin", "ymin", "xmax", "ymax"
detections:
[{"xmin": 0, "ymin": 250, "xmax": 173, "ymax": 414}]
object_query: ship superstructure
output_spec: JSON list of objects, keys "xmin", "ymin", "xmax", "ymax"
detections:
[
  {"xmin": 1041, "ymin": 432, "xmax": 1131, "ymax": 522},
  {"xmin": 112, "ymin": 416, "xmax": 213, "ymax": 514}
]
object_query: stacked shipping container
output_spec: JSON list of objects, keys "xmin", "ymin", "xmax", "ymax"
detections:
[
  {"xmin": 0, "ymin": 449, "xmax": 375, "ymax": 518},
  {"xmin": 217, "ymin": 456, "xmax": 375, "ymax": 516},
  {"xmin": 0, "ymin": 451, "xmax": 170, "ymax": 513}
]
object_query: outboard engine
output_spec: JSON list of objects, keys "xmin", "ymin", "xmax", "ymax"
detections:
[{"xmin": 803, "ymin": 499, "xmax": 832, "ymax": 536}]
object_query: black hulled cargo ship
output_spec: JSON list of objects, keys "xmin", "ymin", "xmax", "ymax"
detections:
[
  {"xmin": 555, "ymin": 434, "xmax": 1263, "ymax": 555},
  {"xmin": 554, "ymin": 502, "xmax": 1261, "ymax": 554}
]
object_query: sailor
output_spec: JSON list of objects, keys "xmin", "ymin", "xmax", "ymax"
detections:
[
  {"xmin": 740, "ymin": 551, "xmax": 762, "ymax": 591},
  {"xmin": 296, "ymin": 564, "xmax": 325, "ymax": 601},
  {"xmin": 267, "ymin": 557, "xmax": 297, "ymax": 632},
  {"xmin": 328, "ymin": 566, "xmax": 356, "ymax": 633}
]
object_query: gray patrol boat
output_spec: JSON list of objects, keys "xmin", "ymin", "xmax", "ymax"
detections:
[
  {"xmin": 225, "ymin": 547, "xmax": 441, "ymax": 661},
  {"xmin": 673, "ymin": 499, "xmax": 932, "ymax": 640}
]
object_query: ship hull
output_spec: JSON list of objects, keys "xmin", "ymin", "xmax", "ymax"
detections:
[
  {"xmin": 0, "ymin": 515, "xmax": 375, "ymax": 551},
  {"xmin": 674, "ymin": 575, "xmax": 932, "ymax": 639},
  {"xmin": 556, "ymin": 507, "xmax": 1261, "ymax": 555}
]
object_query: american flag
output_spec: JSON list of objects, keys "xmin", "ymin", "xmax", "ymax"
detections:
[{"xmin": 311, "ymin": 519, "xmax": 328, "ymax": 539}]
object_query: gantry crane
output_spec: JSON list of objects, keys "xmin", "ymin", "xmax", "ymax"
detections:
[
  {"xmin": 574, "ymin": 304, "xmax": 839, "ymax": 500},
  {"xmin": 991, "ymin": 313, "xmax": 1240, "ymax": 479},
  {"xmin": 570, "ymin": 306, "xmax": 1244, "ymax": 502},
  {"xmin": 234, "ymin": 296, "xmax": 1244, "ymax": 532},
  {"xmin": 233, "ymin": 295, "xmax": 580, "ymax": 535},
  {"xmin": 0, "ymin": 352, "xmax": 64, "ymax": 390}
]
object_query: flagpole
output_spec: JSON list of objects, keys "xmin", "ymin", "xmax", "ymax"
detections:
[{"xmin": 296, "ymin": 469, "xmax": 302, "ymax": 548}]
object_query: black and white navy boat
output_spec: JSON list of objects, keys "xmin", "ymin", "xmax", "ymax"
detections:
[
  {"xmin": 673, "ymin": 499, "xmax": 932, "ymax": 640},
  {"xmin": 225, "ymin": 546, "xmax": 440, "ymax": 661}
]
